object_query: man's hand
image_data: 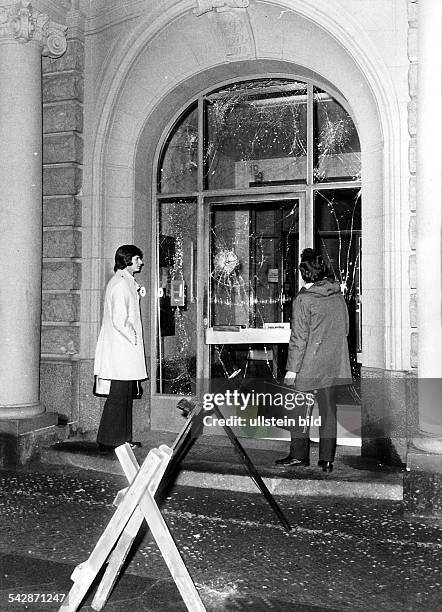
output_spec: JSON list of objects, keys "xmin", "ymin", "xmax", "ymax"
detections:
[{"xmin": 283, "ymin": 371, "xmax": 297, "ymax": 387}]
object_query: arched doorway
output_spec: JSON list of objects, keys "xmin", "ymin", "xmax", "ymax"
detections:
[
  {"xmin": 151, "ymin": 77, "xmax": 362, "ymax": 442},
  {"xmin": 92, "ymin": 4, "xmax": 406, "ymax": 446}
]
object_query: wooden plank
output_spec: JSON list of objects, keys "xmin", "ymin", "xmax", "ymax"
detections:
[
  {"xmin": 59, "ymin": 447, "xmax": 170, "ymax": 612},
  {"xmin": 174, "ymin": 398, "xmax": 292, "ymax": 533},
  {"xmin": 212, "ymin": 403, "xmax": 292, "ymax": 532},
  {"xmin": 91, "ymin": 444, "xmax": 171, "ymax": 610},
  {"xmin": 117, "ymin": 445, "xmax": 207, "ymax": 612},
  {"xmin": 91, "ymin": 510, "xmax": 142, "ymax": 611}
]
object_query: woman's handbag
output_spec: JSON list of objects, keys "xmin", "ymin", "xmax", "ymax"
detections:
[
  {"xmin": 93, "ymin": 376, "xmax": 143, "ymax": 399},
  {"xmin": 93, "ymin": 376, "xmax": 111, "ymax": 397}
]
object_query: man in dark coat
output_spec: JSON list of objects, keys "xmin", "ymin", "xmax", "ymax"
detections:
[{"xmin": 276, "ymin": 249, "xmax": 352, "ymax": 472}]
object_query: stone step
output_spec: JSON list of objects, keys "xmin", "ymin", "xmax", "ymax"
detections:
[{"xmin": 40, "ymin": 431, "xmax": 404, "ymax": 501}]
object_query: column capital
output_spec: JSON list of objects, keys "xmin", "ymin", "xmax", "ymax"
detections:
[{"xmin": 0, "ymin": 0, "xmax": 67, "ymax": 57}]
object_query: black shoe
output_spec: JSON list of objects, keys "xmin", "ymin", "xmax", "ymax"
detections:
[
  {"xmin": 275, "ymin": 455, "xmax": 310, "ymax": 467},
  {"xmin": 128, "ymin": 441, "xmax": 142, "ymax": 449},
  {"xmin": 318, "ymin": 460, "xmax": 333, "ymax": 472}
]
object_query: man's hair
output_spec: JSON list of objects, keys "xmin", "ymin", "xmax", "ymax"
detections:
[
  {"xmin": 114, "ymin": 244, "xmax": 143, "ymax": 272},
  {"xmin": 299, "ymin": 248, "xmax": 329, "ymax": 283}
]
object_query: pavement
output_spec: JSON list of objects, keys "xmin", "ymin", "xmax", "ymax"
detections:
[
  {"xmin": 0, "ymin": 461, "xmax": 441, "ymax": 612},
  {"xmin": 40, "ymin": 427, "xmax": 404, "ymax": 501},
  {"xmin": 1, "ymin": 424, "xmax": 439, "ymax": 611}
]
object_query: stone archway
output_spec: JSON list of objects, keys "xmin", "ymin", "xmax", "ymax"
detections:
[{"xmin": 85, "ymin": 1, "xmax": 409, "ymax": 456}]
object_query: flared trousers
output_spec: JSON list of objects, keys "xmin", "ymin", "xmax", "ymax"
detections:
[{"xmin": 97, "ymin": 380, "xmax": 133, "ymax": 447}]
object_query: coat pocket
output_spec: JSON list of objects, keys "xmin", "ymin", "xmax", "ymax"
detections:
[{"xmin": 311, "ymin": 340, "xmax": 322, "ymax": 356}]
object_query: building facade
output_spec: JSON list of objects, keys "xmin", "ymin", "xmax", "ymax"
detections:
[{"xmin": 0, "ymin": 0, "xmax": 440, "ymax": 516}]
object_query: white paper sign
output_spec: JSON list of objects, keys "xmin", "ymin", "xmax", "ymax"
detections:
[{"xmin": 268, "ymin": 268, "xmax": 279, "ymax": 283}]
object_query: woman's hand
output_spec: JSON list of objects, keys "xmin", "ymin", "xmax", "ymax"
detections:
[{"xmin": 284, "ymin": 371, "xmax": 297, "ymax": 386}]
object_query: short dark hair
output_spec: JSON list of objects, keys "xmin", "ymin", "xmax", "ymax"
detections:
[
  {"xmin": 299, "ymin": 248, "xmax": 328, "ymax": 283},
  {"xmin": 114, "ymin": 244, "xmax": 143, "ymax": 272}
]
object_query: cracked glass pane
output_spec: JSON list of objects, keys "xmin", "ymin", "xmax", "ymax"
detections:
[
  {"xmin": 314, "ymin": 188, "xmax": 362, "ymax": 375},
  {"xmin": 205, "ymin": 80, "xmax": 307, "ymax": 190},
  {"xmin": 210, "ymin": 201, "xmax": 299, "ymax": 328},
  {"xmin": 157, "ymin": 198, "xmax": 197, "ymax": 394},
  {"xmin": 314, "ymin": 88, "xmax": 361, "ymax": 182},
  {"xmin": 158, "ymin": 104, "xmax": 198, "ymax": 194}
]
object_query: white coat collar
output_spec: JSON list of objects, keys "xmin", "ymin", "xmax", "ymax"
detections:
[{"xmin": 117, "ymin": 268, "xmax": 141, "ymax": 291}]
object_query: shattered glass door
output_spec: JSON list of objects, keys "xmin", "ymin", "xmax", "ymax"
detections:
[
  {"xmin": 210, "ymin": 201, "xmax": 299, "ymax": 327},
  {"xmin": 209, "ymin": 199, "xmax": 301, "ymax": 378}
]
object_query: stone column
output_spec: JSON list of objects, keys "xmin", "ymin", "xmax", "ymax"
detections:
[
  {"xmin": 0, "ymin": 1, "xmax": 67, "ymax": 419},
  {"xmin": 404, "ymin": 0, "xmax": 442, "ymax": 519}
]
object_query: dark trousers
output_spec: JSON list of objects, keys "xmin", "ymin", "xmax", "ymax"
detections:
[
  {"xmin": 97, "ymin": 380, "xmax": 133, "ymax": 447},
  {"xmin": 289, "ymin": 386, "xmax": 337, "ymax": 462}
]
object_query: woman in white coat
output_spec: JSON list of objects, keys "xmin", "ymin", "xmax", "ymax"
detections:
[{"xmin": 94, "ymin": 245, "xmax": 147, "ymax": 452}]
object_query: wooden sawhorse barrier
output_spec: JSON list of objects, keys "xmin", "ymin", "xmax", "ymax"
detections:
[
  {"xmin": 174, "ymin": 398, "xmax": 292, "ymax": 533},
  {"xmin": 60, "ymin": 397, "xmax": 291, "ymax": 611},
  {"xmin": 60, "ymin": 443, "xmax": 206, "ymax": 612}
]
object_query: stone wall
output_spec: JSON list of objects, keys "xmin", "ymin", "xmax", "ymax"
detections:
[{"xmin": 40, "ymin": 35, "xmax": 84, "ymax": 423}]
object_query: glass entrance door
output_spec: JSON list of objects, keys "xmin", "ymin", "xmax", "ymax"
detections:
[{"xmin": 206, "ymin": 194, "xmax": 306, "ymax": 380}]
